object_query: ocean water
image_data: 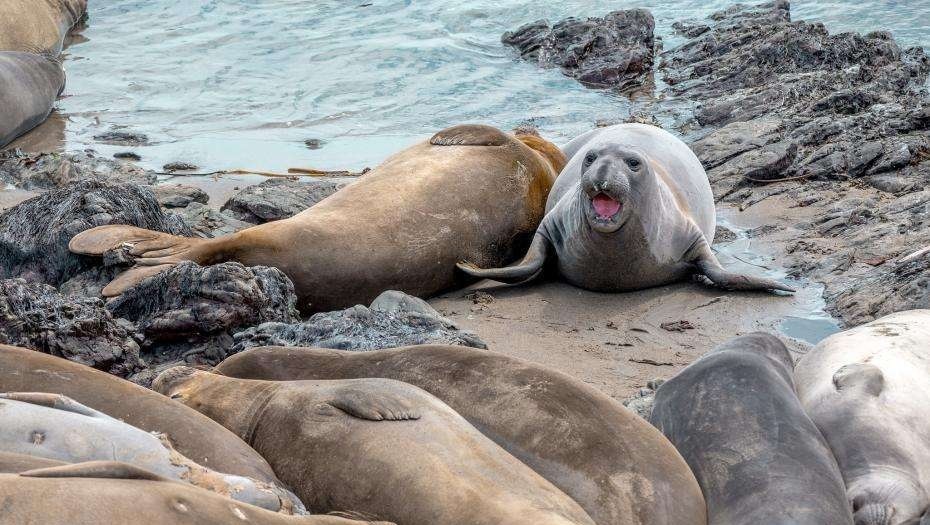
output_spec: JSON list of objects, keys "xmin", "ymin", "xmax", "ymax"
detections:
[{"xmin": 58, "ymin": 0, "xmax": 930, "ymax": 172}]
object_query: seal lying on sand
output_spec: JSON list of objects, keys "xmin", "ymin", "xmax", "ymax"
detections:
[
  {"xmin": 0, "ymin": 0, "xmax": 87, "ymax": 55},
  {"xmin": 69, "ymin": 125, "xmax": 566, "ymax": 312},
  {"xmin": 154, "ymin": 367, "xmax": 596, "ymax": 525},
  {"xmin": 0, "ymin": 52, "xmax": 65, "ymax": 148},
  {"xmin": 0, "ymin": 461, "xmax": 390, "ymax": 525},
  {"xmin": 215, "ymin": 344, "xmax": 707, "ymax": 525},
  {"xmin": 650, "ymin": 333, "xmax": 852, "ymax": 525},
  {"xmin": 0, "ymin": 344, "xmax": 277, "ymax": 483},
  {"xmin": 795, "ymin": 309, "xmax": 930, "ymax": 525},
  {"xmin": 0, "ymin": 392, "xmax": 302, "ymax": 514},
  {"xmin": 457, "ymin": 123, "xmax": 793, "ymax": 293}
]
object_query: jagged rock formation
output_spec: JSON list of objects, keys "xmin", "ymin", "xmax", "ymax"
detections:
[{"xmin": 221, "ymin": 178, "xmax": 349, "ymax": 223}]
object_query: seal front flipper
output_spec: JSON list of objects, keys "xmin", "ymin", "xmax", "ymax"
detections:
[
  {"xmin": 20, "ymin": 461, "xmax": 168, "ymax": 482},
  {"xmin": 833, "ymin": 363, "xmax": 885, "ymax": 396},
  {"xmin": 456, "ymin": 232, "xmax": 549, "ymax": 285},
  {"xmin": 0, "ymin": 392, "xmax": 111, "ymax": 419},
  {"xmin": 328, "ymin": 385, "xmax": 422, "ymax": 422},
  {"xmin": 430, "ymin": 124, "xmax": 511, "ymax": 146},
  {"xmin": 687, "ymin": 238, "xmax": 796, "ymax": 293}
]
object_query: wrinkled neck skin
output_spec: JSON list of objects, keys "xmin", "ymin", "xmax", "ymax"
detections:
[
  {"xmin": 541, "ymin": 175, "xmax": 701, "ymax": 291},
  {"xmin": 171, "ymin": 375, "xmax": 277, "ymax": 447},
  {"xmin": 847, "ymin": 466, "xmax": 928, "ymax": 525}
]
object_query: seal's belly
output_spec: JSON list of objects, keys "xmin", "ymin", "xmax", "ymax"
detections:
[{"xmin": 555, "ymin": 246, "xmax": 692, "ymax": 292}]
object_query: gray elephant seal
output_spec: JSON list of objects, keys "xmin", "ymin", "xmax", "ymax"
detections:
[
  {"xmin": 215, "ymin": 344, "xmax": 707, "ymax": 525},
  {"xmin": 457, "ymin": 123, "xmax": 793, "ymax": 293},
  {"xmin": 0, "ymin": 392, "xmax": 302, "ymax": 514},
  {"xmin": 0, "ymin": 52, "xmax": 65, "ymax": 148},
  {"xmin": 69, "ymin": 124, "xmax": 566, "ymax": 312},
  {"xmin": 795, "ymin": 309, "xmax": 930, "ymax": 525},
  {"xmin": 154, "ymin": 367, "xmax": 596, "ymax": 525},
  {"xmin": 650, "ymin": 333, "xmax": 853, "ymax": 525},
  {"xmin": 0, "ymin": 461, "xmax": 389, "ymax": 525}
]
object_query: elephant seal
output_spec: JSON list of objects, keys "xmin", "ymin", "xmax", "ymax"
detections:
[
  {"xmin": 69, "ymin": 124, "xmax": 566, "ymax": 311},
  {"xmin": 650, "ymin": 333, "xmax": 852, "ymax": 525},
  {"xmin": 0, "ymin": 451, "xmax": 65, "ymax": 473},
  {"xmin": 0, "ymin": 52, "xmax": 65, "ymax": 148},
  {"xmin": 215, "ymin": 344, "xmax": 706, "ymax": 525},
  {"xmin": 0, "ymin": 461, "xmax": 389, "ymax": 525},
  {"xmin": 457, "ymin": 123, "xmax": 793, "ymax": 293},
  {"xmin": 154, "ymin": 367, "xmax": 596, "ymax": 525},
  {"xmin": 0, "ymin": 0, "xmax": 87, "ymax": 55},
  {"xmin": 795, "ymin": 309, "xmax": 930, "ymax": 525},
  {"xmin": 0, "ymin": 344, "xmax": 277, "ymax": 483},
  {"xmin": 0, "ymin": 392, "xmax": 302, "ymax": 514}
]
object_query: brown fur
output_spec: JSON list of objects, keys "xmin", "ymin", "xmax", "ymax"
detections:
[{"xmin": 0, "ymin": 0, "xmax": 87, "ymax": 55}]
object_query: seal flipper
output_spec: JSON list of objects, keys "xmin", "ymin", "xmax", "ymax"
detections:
[
  {"xmin": 833, "ymin": 363, "xmax": 885, "ymax": 396},
  {"xmin": 20, "ymin": 461, "xmax": 168, "ymax": 482},
  {"xmin": 430, "ymin": 124, "xmax": 511, "ymax": 147},
  {"xmin": 101, "ymin": 263, "xmax": 175, "ymax": 297},
  {"xmin": 328, "ymin": 386, "xmax": 422, "ymax": 422},
  {"xmin": 0, "ymin": 392, "xmax": 111, "ymax": 419},
  {"xmin": 688, "ymin": 238, "xmax": 796, "ymax": 293},
  {"xmin": 456, "ymin": 232, "xmax": 549, "ymax": 285}
]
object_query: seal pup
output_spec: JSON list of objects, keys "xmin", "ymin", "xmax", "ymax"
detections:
[
  {"xmin": 154, "ymin": 367, "xmax": 596, "ymax": 525},
  {"xmin": 0, "ymin": 392, "xmax": 303, "ymax": 514},
  {"xmin": 215, "ymin": 344, "xmax": 707, "ymax": 525},
  {"xmin": 0, "ymin": 52, "xmax": 65, "ymax": 148},
  {"xmin": 795, "ymin": 309, "xmax": 930, "ymax": 525},
  {"xmin": 650, "ymin": 333, "xmax": 852, "ymax": 525},
  {"xmin": 457, "ymin": 123, "xmax": 793, "ymax": 293},
  {"xmin": 69, "ymin": 124, "xmax": 566, "ymax": 311},
  {"xmin": 0, "ymin": 344, "xmax": 278, "ymax": 483},
  {"xmin": 0, "ymin": 461, "xmax": 390, "ymax": 525}
]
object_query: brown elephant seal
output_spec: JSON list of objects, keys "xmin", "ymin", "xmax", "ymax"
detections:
[
  {"xmin": 0, "ymin": 344, "xmax": 277, "ymax": 484},
  {"xmin": 69, "ymin": 124, "xmax": 566, "ymax": 311},
  {"xmin": 0, "ymin": 451, "xmax": 65, "ymax": 473},
  {"xmin": 215, "ymin": 344, "xmax": 706, "ymax": 525},
  {"xmin": 153, "ymin": 367, "xmax": 596, "ymax": 525},
  {"xmin": 0, "ymin": 52, "xmax": 65, "ymax": 148},
  {"xmin": 0, "ymin": 392, "xmax": 303, "ymax": 514},
  {"xmin": 0, "ymin": 461, "xmax": 390, "ymax": 525},
  {"xmin": 650, "ymin": 333, "xmax": 852, "ymax": 525},
  {"xmin": 795, "ymin": 310, "xmax": 930, "ymax": 525},
  {"xmin": 457, "ymin": 123, "xmax": 794, "ymax": 293},
  {"xmin": 0, "ymin": 0, "xmax": 87, "ymax": 55}
]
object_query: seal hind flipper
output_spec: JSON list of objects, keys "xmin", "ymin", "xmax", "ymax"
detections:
[
  {"xmin": 69, "ymin": 224, "xmax": 172, "ymax": 256},
  {"xmin": 101, "ymin": 263, "xmax": 176, "ymax": 297},
  {"xmin": 688, "ymin": 239, "xmax": 796, "ymax": 293},
  {"xmin": 456, "ymin": 232, "xmax": 548, "ymax": 285},
  {"xmin": 430, "ymin": 124, "xmax": 511, "ymax": 147},
  {"xmin": 20, "ymin": 461, "xmax": 168, "ymax": 482},
  {"xmin": 0, "ymin": 392, "xmax": 111, "ymax": 419},
  {"xmin": 833, "ymin": 363, "xmax": 885, "ymax": 396},
  {"xmin": 328, "ymin": 386, "xmax": 422, "ymax": 421}
]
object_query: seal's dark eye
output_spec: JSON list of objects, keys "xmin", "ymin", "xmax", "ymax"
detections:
[
  {"xmin": 584, "ymin": 153, "xmax": 597, "ymax": 165},
  {"xmin": 626, "ymin": 158, "xmax": 641, "ymax": 170}
]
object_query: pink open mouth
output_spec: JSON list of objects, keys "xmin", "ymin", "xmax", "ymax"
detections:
[{"xmin": 592, "ymin": 193, "xmax": 621, "ymax": 219}]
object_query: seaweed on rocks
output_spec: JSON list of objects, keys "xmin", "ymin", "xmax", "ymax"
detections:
[
  {"xmin": 0, "ymin": 278, "xmax": 144, "ymax": 377},
  {"xmin": 502, "ymin": 9, "xmax": 655, "ymax": 91},
  {"xmin": 0, "ymin": 180, "xmax": 191, "ymax": 288},
  {"xmin": 231, "ymin": 290, "xmax": 487, "ymax": 353}
]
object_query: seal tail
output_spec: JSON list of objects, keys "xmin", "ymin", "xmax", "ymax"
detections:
[{"xmin": 69, "ymin": 225, "xmax": 214, "ymax": 297}]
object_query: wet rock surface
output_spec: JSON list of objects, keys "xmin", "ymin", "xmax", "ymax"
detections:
[
  {"xmin": 502, "ymin": 9, "xmax": 655, "ymax": 90},
  {"xmin": 232, "ymin": 290, "xmax": 487, "ymax": 353},
  {"xmin": 0, "ymin": 149, "xmax": 156, "ymax": 190},
  {"xmin": 221, "ymin": 178, "xmax": 349, "ymax": 223},
  {"xmin": 154, "ymin": 184, "xmax": 209, "ymax": 209}
]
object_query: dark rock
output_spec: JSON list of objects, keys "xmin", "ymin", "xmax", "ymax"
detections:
[
  {"xmin": 304, "ymin": 139, "xmax": 324, "ymax": 150},
  {"xmin": 0, "ymin": 181, "xmax": 191, "ymax": 287},
  {"xmin": 0, "ymin": 150, "xmax": 155, "ymax": 190},
  {"xmin": 502, "ymin": 9, "xmax": 655, "ymax": 91},
  {"xmin": 162, "ymin": 162, "xmax": 199, "ymax": 172},
  {"xmin": 621, "ymin": 379, "xmax": 664, "ymax": 420},
  {"xmin": 107, "ymin": 261, "xmax": 299, "ymax": 366},
  {"xmin": 232, "ymin": 290, "xmax": 487, "ymax": 353},
  {"xmin": 868, "ymin": 143, "xmax": 911, "ymax": 174},
  {"xmin": 690, "ymin": 118, "xmax": 782, "ymax": 169},
  {"xmin": 868, "ymin": 173, "xmax": 912, "ymax": 194},
  {"xmin": 714, "ymin": 225, "xmax": 738, "ymax": 244},
  {"xmin": 93, "ymin": 131, "xmax": 149, "ymax": 146},
  {"xmin": 113, "ymin": 152, "xmax": 142, "ymax": 161},
  {"xmin": 173, "ymin": 203, "xmax": 252, "ymax": 238},
  {"xmin": 830, "ymin": 256, "xmax": 930, "ymax": 326},
  {"xmin": 0, "ymin": 278, "xmax": 143, "ymax": 377},
  {"xmin": 221, "ymin": 178, "xmax": 349, "ymax": 223},
  {"xmin": 154, "ymin": 184, "xmax": 209, "ymax": 208}
]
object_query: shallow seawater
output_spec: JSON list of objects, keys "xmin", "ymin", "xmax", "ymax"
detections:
[{"xmin": 59, "ymin": 0, "xmax": 930, "ymax": 172}]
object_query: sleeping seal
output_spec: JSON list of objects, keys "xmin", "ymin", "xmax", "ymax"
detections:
[
  {"xmin": 215, "ymin": 344, "xmax": 707, "ymax": 525},
  {"xmin": 0, "ymin": 392, "xmax": 302, "ymax": 514},
  {"xmin": 69, "ymin": 124, "xmax": 566, "ymax": 311},
  {"xmin": 650, "ymin": 333, "xmax": 853, "ymax": 525},
  {"xmin": 0, "ymin": 52, "xmax": 65, "ymax": 148},
  {"xmin": 457, "ymin": 123, "xmax": 793, "ymax": 293},
  {"xmin": 154, "ymin": 367, "xmax": 596, "ymax": 525},
  {"xmin": 0, "ymin": 462, "xmax": 389, "ymax": 525},
  {"xmin": 795, "ymin": 309, "xmax": 930, "ymax": 525}
]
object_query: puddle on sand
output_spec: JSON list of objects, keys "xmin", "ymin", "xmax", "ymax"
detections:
[{"xmin": 714, "ymin": 217, "xmax": 842, "ymax": 346}]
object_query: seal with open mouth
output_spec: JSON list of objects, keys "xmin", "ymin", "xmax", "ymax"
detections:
[{"xmin": 457, "ymin": 123, "xmax": 794, "ymax": 293}]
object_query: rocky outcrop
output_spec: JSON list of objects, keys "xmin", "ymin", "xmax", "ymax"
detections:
[
  {"xmin": 232, "ymin": 290, "xmax": 487, "ymax": 353},
  {"xmin": 0, "ymin": 149, "xmax": 155, "ymax": 190},
  {"xmin": 502, "ymin": 9, "xmax": 655, "ymax": 90},
  {"xmin": 221, "ymin": 178, "xmax": 349, "ymax": 223}
]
